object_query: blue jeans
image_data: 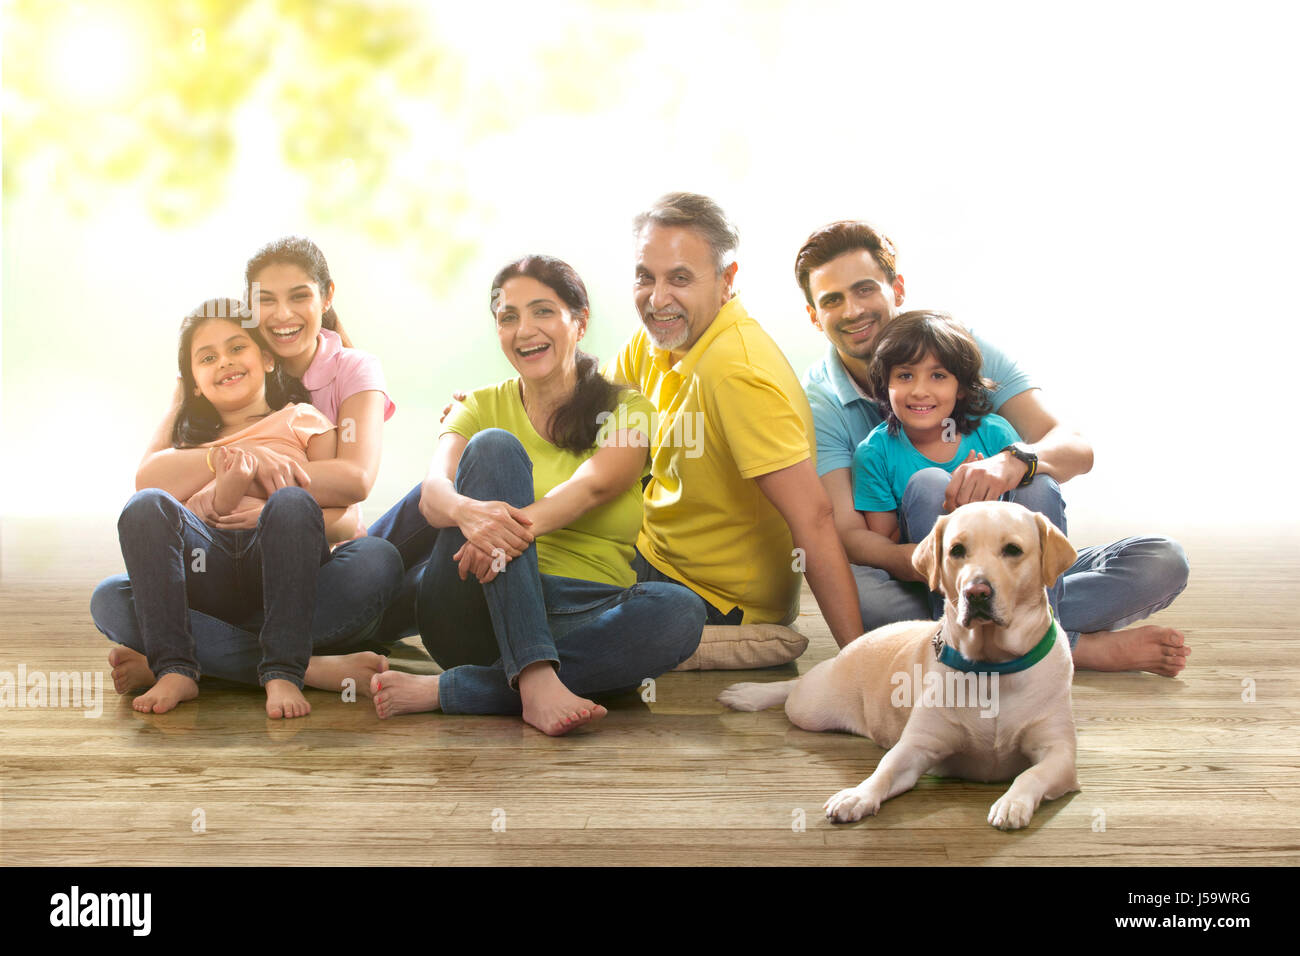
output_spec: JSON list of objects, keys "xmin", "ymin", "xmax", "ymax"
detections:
[
  {"xmin": 367, "ymin": 429, "xmax": 707, "ymax": 715},
  {"xmin": 858, "ymin": 468, "xmax": 1190, "ymax": 647},
  {"xmin": 91, "ymin": 491, "xmax": 404, "ymax": 686},
  {"xmin": 629, "ymin": 550, "xmax": 743, "ymax": 626}
]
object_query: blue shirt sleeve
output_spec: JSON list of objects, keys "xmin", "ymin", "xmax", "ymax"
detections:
[
  {"xmin": 807, "ymin": 380, "xmax": 858, "ymax": 477},
  {"xmin": 852, "ymin": 428, "xmax": 900, "ymax": 512},
  {"xmin": 971, "ymin": 330, "xmax": 1035, "ymax": 412}
]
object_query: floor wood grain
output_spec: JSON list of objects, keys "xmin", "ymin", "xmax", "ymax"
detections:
[{"xmin": 1, "ymin": 516, "xmax": 1297, "ymax": 866}]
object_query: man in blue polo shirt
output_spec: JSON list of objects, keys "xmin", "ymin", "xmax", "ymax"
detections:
[{"xmin": 797, "ymin": 220, "xmax": 1191, "ymax": 676}]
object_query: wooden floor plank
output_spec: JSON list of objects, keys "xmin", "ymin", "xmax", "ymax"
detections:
[{"xmin": 2, "ymin": 519, "xmax": 1298, "ymax": 865}]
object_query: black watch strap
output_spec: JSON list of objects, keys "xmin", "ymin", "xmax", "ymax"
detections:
[{"xmin": 1001, "ymin": 442, "xmax": 1038, "ymax": 487}]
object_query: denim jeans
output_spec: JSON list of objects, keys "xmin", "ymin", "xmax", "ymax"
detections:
[
  {"xmin": 857, "ymin": 468, "xmax": 1190, "ymax": 646},
  {"xmin": 367, "ymin": 428, "xmax": 707, "ymax": 715},
  {"xmin": 91, "ymin": 488, "xmax": 403, "ymax": 687},
  {"xmin": 629, "ymin": 549, "xmax": 743, "ymax": 626}
]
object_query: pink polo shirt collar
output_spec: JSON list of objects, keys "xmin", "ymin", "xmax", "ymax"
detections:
[{"xmin": 299, "ymin": 328, "xmax": 344, "ymax": 393}]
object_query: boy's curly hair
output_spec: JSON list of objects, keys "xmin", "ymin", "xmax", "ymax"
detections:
[{"xmin": 865, "ymin": 310, "xmax": 996, "ymax": 437}]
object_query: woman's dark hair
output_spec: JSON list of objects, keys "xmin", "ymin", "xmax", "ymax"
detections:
[
  {"xmin": 489, "ymin": 255, "xmax": 622, "ymax": 455},
  {"xmin": 171, "ymin": 298, "xmax": 312, "ymax": 448},
  {"xmin": 865, "ymin": 310, "xmax": 996, "ymax": 437},
  {"xmin": 244, "ymin": 236, "xmax": 353, "ymax": 348}
]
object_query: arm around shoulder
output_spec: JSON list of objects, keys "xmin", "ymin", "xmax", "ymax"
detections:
[
  {"xmin": 520, "ymin": 433, "xmax": 647, "ymax": 538},
  {"xmin": 298, "ymin": 390, "xmax": 387, "ymax": 506}
]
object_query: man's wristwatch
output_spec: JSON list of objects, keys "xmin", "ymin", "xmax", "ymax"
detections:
[{"xmin": 1000, "ymin": 442, "xmax": 1038, "ymax": 487}]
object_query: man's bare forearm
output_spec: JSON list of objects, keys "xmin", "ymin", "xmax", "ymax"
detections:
[
  {"xmin": 1028, "ymin": 425, "xmax": 1093, "ymax": 484},
  {"xmin": 799, "ymin": 518, "xmax": 865, "ymax": 648}
]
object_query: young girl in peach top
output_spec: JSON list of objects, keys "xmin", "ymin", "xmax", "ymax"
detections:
[
  {"xmin": 93, "ymin": 239, "xmax": 402, "ymax": 705},
  {"xmin": 109, "ymin": 301, "xmax": 358, "ymax": 718}
]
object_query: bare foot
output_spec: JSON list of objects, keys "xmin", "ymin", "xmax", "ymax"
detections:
[
  {"xmin": 305, "ymin": 651, "xmax": 388, "ymax": 699},
  {"xmin": 133, "ymin": 673, "xmax": 199, "ymax": 714},
  {"xmin": 266, "ymin": 679, "xmax": 311, "ymax": 719},
  {"xmin": 517, "ymin": 662, "xmax": 606, "ymax": 736},
  {"xmin": 370, "ymin": 668, "xmax": 439, "ymax": 719},
  {"xmin": 108, "ymin": 645, "xmax": 155, "ymax": 694},
  {"xmin": 1073, "ymin": 625, "xmax": 1191, "ymax": 677}
]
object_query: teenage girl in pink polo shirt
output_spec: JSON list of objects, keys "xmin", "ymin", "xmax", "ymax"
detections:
[{"xmin": 91, "ymin": 238, "xmax": 402, "ymax": 703}]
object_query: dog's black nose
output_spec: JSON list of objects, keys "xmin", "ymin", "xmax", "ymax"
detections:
[{"xmin": 963, "ymin": 578, "xmax": 994, "ymax": 604}]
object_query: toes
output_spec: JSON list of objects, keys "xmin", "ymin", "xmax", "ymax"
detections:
[
  {"xmin": 989, "ymin": 796, "xmax": 1032, "ymax": 829},
  {"xmin": 824, "ymin": 788, "xmax": 874, "ymax": 823}
]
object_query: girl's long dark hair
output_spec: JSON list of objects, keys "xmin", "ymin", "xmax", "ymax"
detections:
[
  {"xmin": 865, "ymin": 310, "xmax": 995, "ymax": 437},
  {"xmin": 244, "ymin": 236, "xmax": 353, "ymax": 348},
  {"xmin": 490, "ymin": 255, "xmax": 623, "ymax": 455},
  {"xmin": 171, "ymin": 299, "xmax": 311, "ymax": 448}
]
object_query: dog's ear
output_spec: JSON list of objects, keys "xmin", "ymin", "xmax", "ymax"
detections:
[
  {"xmin": 912, "ymin": 515, "xmax": 949, "ymax": 593},
  {"xmin": 1035, "ymin": 512, "xmax": 1077, "ymax": 586}
]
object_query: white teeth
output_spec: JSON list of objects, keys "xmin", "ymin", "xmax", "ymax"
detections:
[
  {"xmin": 518, "ymin": 344, "xmax": 549, "ymax": 355},
  {"xmin": 271, "ymin": 327, "xmax": 302, "ymax": 337}
]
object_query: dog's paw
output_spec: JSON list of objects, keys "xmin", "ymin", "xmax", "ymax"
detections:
[
  {"xmin": 824, "ymin": 786, "xmax": 880, "ymax": 823},
  {"xmin": 988, "ymin": 793, "xmax": 1034, "ymax": 830},
  {"xmin": 717, "ymin": 683, "xmax": 766, "ymax": 711}
]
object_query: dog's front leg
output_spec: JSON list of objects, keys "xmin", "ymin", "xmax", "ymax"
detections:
[
  {"xmin": 988, "ymin": 737, "xmax": 1078, "ymax": 831},
  {"xmin": 825, "ymin": 732, "xmax": 950, "ymax": 824}
]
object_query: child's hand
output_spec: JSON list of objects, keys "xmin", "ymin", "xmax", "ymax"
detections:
[
  {"xmin": 219, "ymin": 446, "xmax": 259, "ymax": 483},
  {"xmin": 212, "ymin": 447, "xmax": 258, "ymax": 514},
  {"xmin": 187, "ymin": 486, "xmax": 221, "ymax": 525},
  {"xmin": 237, "ymin": 444, "xmax": 311, "ymax": 496},
  {"xmin": 211, "ymin": 501, "xmax": 265, "ymax": 529}
]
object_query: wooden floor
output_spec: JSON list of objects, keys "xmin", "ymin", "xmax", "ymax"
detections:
[{"xmin": 1, "ymin": 516, "xmax": 1298, "ymax": 866}]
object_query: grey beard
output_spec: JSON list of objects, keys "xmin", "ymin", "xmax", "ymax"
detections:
[{"xmin": 643, "ymin": 316, "xmax": 688, "ymax": 350}]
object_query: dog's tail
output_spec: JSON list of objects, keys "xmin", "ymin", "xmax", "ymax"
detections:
[{"xmin": 718, "ymin": 680, "xmax": 797, "ymax": 712}]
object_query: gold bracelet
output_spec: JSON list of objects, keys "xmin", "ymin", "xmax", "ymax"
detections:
[{"xmin": 206, "ymin": 446, "xmax": 216, "ymax": 473}]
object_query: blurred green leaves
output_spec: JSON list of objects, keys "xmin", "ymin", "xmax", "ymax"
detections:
[{"xmin": 2, "ymin": 0, "xmax": 657, "ymax": 285}]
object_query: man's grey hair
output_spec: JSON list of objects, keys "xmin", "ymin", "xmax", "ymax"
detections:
[{"xmin": 633, "ymin": 192, "xmax": 739, "ymax": 275}]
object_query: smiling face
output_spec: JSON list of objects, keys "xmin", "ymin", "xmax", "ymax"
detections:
[
  {"xmin": 806, "ymin": 249, "xmax": 905, "ymax": 362},
  {"xmin": 188, "ymin": 318, "xmax": 274, "ymax": 412},
  {"xmin": 250, "ymin": 261, "xmax": 332, "ymax": 374},
  {"xmin": 633, "ymin": 224, "xmax": 735, "ymax": 354},
  {"xmin": 494, "ymin": 275, "xmax": 585, "ymax": 385},
  {"xmin": 886, "ymin": 351, "xmax": 964, "ymax": 439}
]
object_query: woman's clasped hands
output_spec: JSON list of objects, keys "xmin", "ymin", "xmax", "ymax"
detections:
[{"xmin": 452, "ymin": 498, "xmax": 534, "ymax": 584}]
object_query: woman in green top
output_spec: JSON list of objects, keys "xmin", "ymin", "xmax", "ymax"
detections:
[{"xmin": 367, "ymin": 255, "xmax": 706, "ymax": 735}]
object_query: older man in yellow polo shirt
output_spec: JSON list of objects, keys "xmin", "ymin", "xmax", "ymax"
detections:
[{"xmin": 610, "ymin": 192, "xmax": 863, "ymax": 667}]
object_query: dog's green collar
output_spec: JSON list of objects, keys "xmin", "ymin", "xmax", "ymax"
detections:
[{"xmin": 932, "ymin": 613, "xmax": 1060, "ymax": 674}]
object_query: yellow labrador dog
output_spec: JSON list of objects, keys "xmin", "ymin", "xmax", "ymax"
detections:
[{"xmin": 719, "ymin": 501, "xmax": 1079, "ymax": 830}]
